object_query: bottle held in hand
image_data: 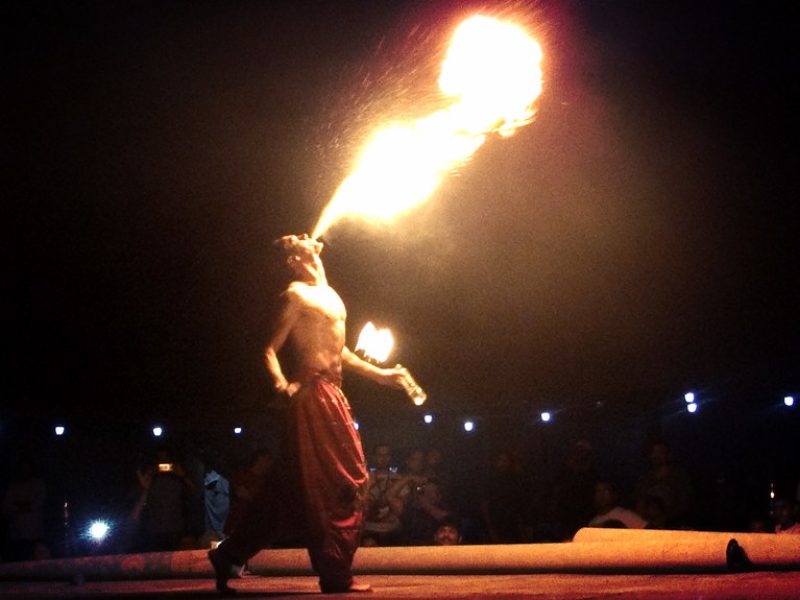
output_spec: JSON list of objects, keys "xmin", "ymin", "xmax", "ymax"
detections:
[{"xmin": 396, "ymin": 364, "xmax": 427, "ymax": 405}]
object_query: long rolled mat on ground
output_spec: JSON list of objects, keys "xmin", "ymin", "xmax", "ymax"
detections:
[
  {"xmin": 0, "ymin": 531, "xmax": 797, "ymax": 581},
  {"xmin": 572, "ymin": 527, "xmax": 800, "ymax": 570}
]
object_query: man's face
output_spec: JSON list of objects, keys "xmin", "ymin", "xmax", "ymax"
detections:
[
  {"xmin": 280, "ymin": 234, "xmax": 323, "ymax": 266},
  {"xmin": 434, "ymin": 525, "xmax": 460, "ymax": 546},
  {"xmin": 373, "ymin": 445, "xmax": 392, "ymax": 469}
]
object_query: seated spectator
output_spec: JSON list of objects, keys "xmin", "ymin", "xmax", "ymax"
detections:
[
  {"xmin": 588, "ymin": 480, "xmax": 647, "ymax": 529},
  {"xmin": 550, "ymin": 439, "xmax": 598, "ymax": 540},
  {"xmin": 363, "ymin": 443, "xmax": 402, "ymax": 546},
  {"xmin": 386, "ymin": 448, "xmax": 429, "ymax": 518},
  {"xmin": 641, "ymin": 494, "xmax": 669, "ymax": 530},
  {"xmin": 480, "ymin": 449, "xmax": 528, "ymax": 543},
  {"xmin": 1, "ymin": 457, "xmax": 48, "ymax": 562},
  {"xmin": 433, "ymin": 517, "xmax": 462, "ymax": 546},
  {"xmin": 634, "ymin": 440, "xmax": 693, "ymax": 528},
  {"xmin": 397, "ymin": 478, "xmax": 452, "ymax": 546},
  {"xmin": 773, "ymin": 499, "xmax": 800, "ymax": 534}
]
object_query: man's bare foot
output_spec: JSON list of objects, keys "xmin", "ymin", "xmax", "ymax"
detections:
[
  {"xmin": 349, "ymin": 582, "xmax": 372, "ymax": 592},
  {"xmin": 321, "ymin": 580, "xmax": 372, "ymax": 593}
]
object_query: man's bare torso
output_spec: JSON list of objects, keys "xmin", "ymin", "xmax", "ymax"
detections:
[{"xmin": 286, "ymin": 281, "xmax": 347, "ymax": 378}]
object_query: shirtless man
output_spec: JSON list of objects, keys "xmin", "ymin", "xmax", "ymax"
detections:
[{"xmin": 209, "ymin": 234, "xmax": 406, "ymax": 594}]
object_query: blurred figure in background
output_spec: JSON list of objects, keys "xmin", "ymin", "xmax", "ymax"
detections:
[
  {"xmin": 773, "ymin": 498, "xmax": 800, "ymax": 534},
  {"xmin": 635, "ymin": 440, "xmax": 694, "ymax": 529},
  {"xmin": 433, "ymin": 517, "xmax": 462, "ymax": 546},
  {"xmin": 133, "ymin": 448, "xmax": 198, "ymax": 552},
  {"xmin": 588, "ymin": 479, "xmax": 646, "ymax": 529},
  {"xmin": 1, "ymin": 457, "xmax": 48, "ymax": 562},
  {"xmin": 362, "ymin": 443, "xmax": 401, "ymax": 546}
]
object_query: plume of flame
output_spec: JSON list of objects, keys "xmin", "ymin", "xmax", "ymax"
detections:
[
  {"xmin": 312, "ymin": 15, "xmax": 543, "ymax": 239},
  {"xmin": 355, "ymin": 322, "xmax": 395, "ymax": 363}
]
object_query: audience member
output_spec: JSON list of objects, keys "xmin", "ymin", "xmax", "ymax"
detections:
[
  {"xmin": 202, "ymin": 465, "xmax": 231, "ymax": 547},
  {"xmin": 133, "ymin": 448, "xmax": 198, "ymax": 552},
  {"xmin": 480, "ymin": 449, "xmax": 528, "ymax": 543},
  {"xmin": 398, "ymin": 478, "xmax": 452, "ymax": 545},
  {"xmin": 773, "ymin": 499, "xmax": 800, "ymax": 534},
  {"xmin": 362, "ymin": 443, "xmax": 402, "ymax": 546},
  {"xmin": 433, "ymin": 517, "xmax": 462, "ymax": 546},
  {"xmin": 588, "ymin": 480, "xmax": 646, "ymax": 529},
  {"xmin": 634, "ymin": 441, "xmax": 694, "ymax": 528},
  {"xmin": 1, "ymin": 457, "xmax": 48, "ymax": 562},
  {"xmin": 386, "ymin": 448, "xmax": 429, "ymax": 518},
  {"xmin": 550, "ymin": 439, "xmax": 598, "ymax": 540}
]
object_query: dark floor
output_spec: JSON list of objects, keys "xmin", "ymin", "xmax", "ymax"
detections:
[{"xmin": 2, "ymin": 572, "xmax": 800, "ymax": 599}]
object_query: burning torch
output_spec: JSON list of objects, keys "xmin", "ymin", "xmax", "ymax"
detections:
[{"xmin": 355, "ymin": 322, "xmax": 427, "ymax": 405}]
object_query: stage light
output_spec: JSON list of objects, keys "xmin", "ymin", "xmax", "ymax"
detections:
[
  {"xmin": 423, "ymin": 414, "xmax": 434, "ymax": 424},
  {"xmin": 233, "ymin": 427, "xmax": 243, "ymax": 435},
  {"xmin": 88, "ymin": 520, "xmax": 110, "ymax": 542},
  {"xmin": 687, "ymin": 402, "xmax": 698, "ymax": 414},
  {"xmin": 784, "ymin": 396, "xmax": 795, "ymax": 407},
  {"xmin": 354, "ymin": 421, "xmax": 360, "ymax": 430},
  {"xmin": 540, "ymin": 411, "xmax": 551, "ymax": 423},
  {"xmin": 152, "ymin": 426, "xmax": 163, "ymax": 437},
  {"xmin": 463, "ymin": 420, "xmax": 475, "ymax": 432},
  {"xmin": 54, "ymin": 425, "xmax": 65, "ymax": 436},
  {"xmin": 684, "ymin": 392, "xmax": 695, "ymax": 403}
]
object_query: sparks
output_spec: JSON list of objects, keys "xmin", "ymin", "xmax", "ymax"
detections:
[{"xmin": 312, "ymin": 15, "xmax": 543, "ymax": 238}]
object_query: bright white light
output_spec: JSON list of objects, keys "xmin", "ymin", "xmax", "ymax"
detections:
[
  {"xmin": 684, "ymin": 392, "xmax": 695, "ymax": 403},
  {"xmin": 423, "ymin": 414, "xmax": 434, "ymax": 424},
  {"xmin": 54, "ymin": 426, "xmax": 65, "ymax": 436},
  {"xmin": 463, "ymin": 420, "xmax": 475, "ymax": 432},
  {"xmin": 353, "ymin": 421, "xmax": 360, "ymax": 431},
  {"xmin": 540, "ymin": 411, "xmax": 552, "ymax": 423},
  {"xmin": 152, "ymin": 426, "xmax": 163, "ymax": 437},
  {"xmin": 687, "ymin": 402, "xmax": 698, "ymax": 414},
  {"xmin": 88, "ymin": 520, "xmax": 110, "ymax": 541},
  {"xmin": 784, "ymin": 396, "xmax": 795, "ymax": 407},
  {"xmin": 233, "ymin": 427, "xmax": 243, "ymax": 435}
]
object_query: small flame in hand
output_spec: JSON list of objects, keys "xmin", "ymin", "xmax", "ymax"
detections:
[{"xmin": 355, "ymin": 322, "xmax": 395, "ymax": 363}]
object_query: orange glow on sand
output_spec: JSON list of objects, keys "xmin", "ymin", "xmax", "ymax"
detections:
[{"xmin": 311, "ymin": 15, "xmax": 543, "ymax": 238}]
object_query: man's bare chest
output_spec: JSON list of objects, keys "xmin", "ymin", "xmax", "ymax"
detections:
[{"xmin": 294, "ymin": 284, "xmax": 346, "ymax": 322}]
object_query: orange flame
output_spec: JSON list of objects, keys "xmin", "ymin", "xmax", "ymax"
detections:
[
  {"xmin": 312, "ymin": 15, "xmax": 543, "ymax": 239},
  {"xmin": 355, "ymin": 321, "xmax": 395, "ymax": 363}
]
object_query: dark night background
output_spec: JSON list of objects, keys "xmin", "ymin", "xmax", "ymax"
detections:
[{"xmin": 3, "ymin": 0, "xmax": 798, "ymax": 536}]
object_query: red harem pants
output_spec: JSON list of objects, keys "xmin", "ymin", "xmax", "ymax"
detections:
[{"xmin": 219, "ymin": 374, "xmax": 368, "ymax": 592}]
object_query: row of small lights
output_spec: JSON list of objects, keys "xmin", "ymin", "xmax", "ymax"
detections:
[{"xmin": 50, "ymin": 394, "xmax": 796, "ymax": 437}]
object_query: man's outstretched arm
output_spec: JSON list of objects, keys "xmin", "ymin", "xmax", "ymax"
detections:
[{"xmin": 341, "ymin": 346, "xmax": 405, "ymax": 389}]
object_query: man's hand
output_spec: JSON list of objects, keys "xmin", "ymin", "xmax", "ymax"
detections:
[
  {"xmin": 380, "ymin": 366, "xmax": 407, "ymax": 390},
  {"xmin": 276, "ymin": 381, "xmax": 302, "ymax": 398}
]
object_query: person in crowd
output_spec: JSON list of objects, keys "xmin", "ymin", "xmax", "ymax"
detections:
[
  {"xmin": 1, "ymin": 457, "xmax": 48, "ymax": 562},
  {"xmin": 550, "ymin": 439, "xmax": 598, "ymax": 540},
  {"xmin": 587, "ymin": 479, "xmax": 647, "ymax": 529},
  {"xmin": 385, "ymin": 448, "xmax": 429, "ymax": 518},
  {"xmin": 362, "ymin": 443, "xmax": 402, "ymax": 546},
  {"xmin": 202, "ymin": 460, "xmax": 231, "ymax": 548},
  {"xmin": 133, "ymin": 448, "xmax": 198, "ymax": 552},
  {"xmin": 773, "ymin": 498, "xmax": 800, "ymax": 534},
  {"xmin": 397, "ymin": 478, "xmax": 453, "ymax": 545},
  {"xmin": 433, "ymin": 517, "xmax": 462, "ymax": 546},
  {"xmin": 634, "ymin": 440, "xmax": 694, "ymax": 528},
  {"xmin": 480, "ymin": 449, "xmax": 529, "ymax": 543}
]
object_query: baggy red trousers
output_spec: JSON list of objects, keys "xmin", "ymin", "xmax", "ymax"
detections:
[{"xmin": 219, "ymin": 374, "xmax": 368, "ymax": 592}]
